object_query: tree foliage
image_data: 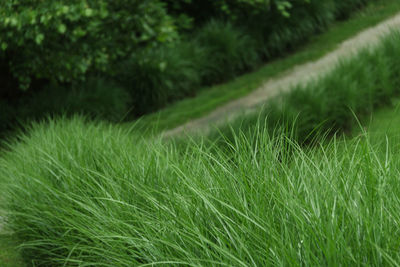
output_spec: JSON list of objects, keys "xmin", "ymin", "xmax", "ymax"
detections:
[
  {"xmin": 162, "ymin": 0, "xmax": 309, "ymax": 26},
  {"xmin": 0, "ymin": 0, "xmax": 176, "ymax": 89}
]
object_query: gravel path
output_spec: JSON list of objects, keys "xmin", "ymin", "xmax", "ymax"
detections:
[{"xmin": 164, "ymin": 12, "xmax": 400, "ymax": 137}]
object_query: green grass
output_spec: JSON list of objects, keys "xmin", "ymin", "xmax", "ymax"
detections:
[
  {"xmin": 3, "ymin": 2, "xmax": 400, "ymax": 266},
  {"xmin": 357, "ymin": 98, "xmax": 400, "ymax": 147},
  {"xmin": 135, "ymin": 0, "xmax": 400, "ymax": 133},
  {"xmin": 0, "ymin": 235, "xmax": 25, "ymax": 267},
  {"xmin": 0, "ymin": 192, "xmax": 24, "ymax": 266},
  {"xmin": 3, "ymin": 116, "xmax": 400, "ymax": 265},
  {"xmin": 2, "ymin": 29, "xmax": 400, "ymax": 263},
  {"xmin": 206, "ymin": 29, "xmax": 400, "ymax": 149}
]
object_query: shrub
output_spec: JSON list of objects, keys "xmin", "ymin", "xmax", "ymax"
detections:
[
  {"xmin": 0, "ymin": 100, "xmax": 17, "ymax": 135},
  {"xmin": 0, "ymin": 0, "xmax": 176, "ymax": 89},
  {"xmin": 117, "ymin": 41, "xmax": 203, "ymax": 115},
  {"xmin": 0, "ymin": 78, "xmax": 130, "ymax": 136},
  {"xmin": 162, "ymin": 0, "xmax": 309, "ymax": 25},
  {"xmin": 116, "ymin": 20, "xmax": 260, "ymax": 116},
  {"xmin": 243, "ymin": 0, "xmax": 336, "ymax": 58},
  {"xmin": 22, "ymin": 78, "xmax": 132, "ymax": 121},
  {"xmin": 121, "ymin": 0, "xmax": 376, "ymax": 118},
  {"xmin": 116, "ymin": 0, "xmax": 378, "ymax": 117},
  {"xmin": 194, "ymin": 20, "xmax": 260, "ymax": 84},
  {"xmin": 333, "ymin": 0, "xmax": 370, "ymax": 18}
]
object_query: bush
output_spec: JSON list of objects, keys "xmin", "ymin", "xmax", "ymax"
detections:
[
  {"xmin": 194, "ymin": 20, "xmax": 260, "ymax": 84},
  {"xmin": 23, "ymin": 78, "xmax": 131, "ymax": 121},
  {"xmin": 162, "ymin": 0, "xmax": 308, "ymax": 26},
  {"xmin": 117, "ymin": 41, "xmax": 203, "ymax": 115},
  {"xmin": 0, "ymin": 0, "xmax": 176, "ymax": 89},
  {"xmin": 333, "ymin": 0, "xmax": 370, "ymax": 18},
  {"xmin": 0, "ymin": 78, "xmax": 130, "ymax": 136},
  {"xmin": 163, "ymin": 0, "xmax": 374, "ymax": 59},
  {"xmin": 239, "ymin": 0, "xmax": 337, "ymax": 58}
]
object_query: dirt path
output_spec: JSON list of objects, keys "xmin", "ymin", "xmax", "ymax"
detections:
[{"xmin": 164, "ymin": 12, "xmax": 400, "ymax": 137}]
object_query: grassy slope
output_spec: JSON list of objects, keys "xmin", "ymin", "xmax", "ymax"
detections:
[
  {"xmin": 135, "ymin": 0, "xmax": 400, "ymax": 133},
  {"xmin": 2, "ymin": 2, "xmax": 400, "ymax": 266},
  {"xmin": 359, "ymin": 98, "xmax": 400, "ymax": 147}
]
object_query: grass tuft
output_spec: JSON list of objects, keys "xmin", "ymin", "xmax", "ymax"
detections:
[{"xmin": 2, "ymin": 116, "xmax": 400, "ymax": 265}]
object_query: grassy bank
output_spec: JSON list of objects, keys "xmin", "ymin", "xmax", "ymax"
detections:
[
  {"xmin": 136, "ymin": 0, "xmax": 400, "ymax": 133},
  {"xmin": 207, "ymin": 29, "xmax": 400, "ymax": 148}
]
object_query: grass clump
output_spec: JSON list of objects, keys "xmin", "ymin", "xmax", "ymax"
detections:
[
  {"xmin": 194, "ymin": 20, "xmax": 260, "ymax": 85},
  {"xmin": 117, "ymin": 42, "xmax": 203, "ymax": 116},
  {"xmin": 28, "ymin": 78, "xmax": 131, "ymax": 122},
  {"xmin": 2, "ymin": 117, "xmax": 400, "ymax": 265},
  {"xmin": 0, "ymin": 235, "xmax": 25, "ymax": 267},
  {"xmin": 0, "ymin": 77, "xmax": 131, "ymax": 137}
]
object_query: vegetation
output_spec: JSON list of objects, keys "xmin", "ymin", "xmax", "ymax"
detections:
[
  {"xmin": 2, "ymin": 28, "xmax": 400, "ymax": 266},
  {"xmin": 0, "ymin": 0, "xmax": 387, "ymax": 134},
  {"xmin": 0, "ymin": 235, "xmax": 24, "ymax": 267},
  {"xmin": 2, "ymin": 114, "xmax": 400, "ymax": 266},
  {"xmin": 0, "ymin": 0, "xmax": 175, "ymax": 89},
  {"xmin": 3, "ymin": 1, "xmax": 400, "ymax": 266},
  {"xmin": 135, "ymin": 0, "xmax": 400, "ymax": 133},
  {"xmin": 361, "ymin": 98, "xmax": 400, "ymax": 147},
  {"xmin": 0, "ymin": 77, "xmax": 130, "ymax": 137},
  {"xmin": 208, "ymin": 30, "xmax": 400, "ymax": 146},
  {"xmin": 119, "ymin": 0, "xmax": 381, "ymax": 117}
]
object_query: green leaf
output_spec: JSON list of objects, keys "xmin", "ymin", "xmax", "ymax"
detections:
[
  {"xmin": 10, "ymin": 17, "xmax": 18, "ymax": 27},
  {"xmin": 1, "ymin": 42, "xmax": 7, "ymax": 50},
  {"xmin": 84, "ymin": 8, "xmax": 94, "ymax": 17},
  {"xmin": 58, "ymin": 23, "xmax": 67, "ymax": 34},
  {"xmin": 61, "ymin": 5, "xmax": 70, "ymax": 14},
  {"xmin": 35, "ymin": 33, "xmax": 44, "ymax": 45},
  {"xmin": 159, "ymin": 62, "xmax": 167, "ymax": 71}
]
